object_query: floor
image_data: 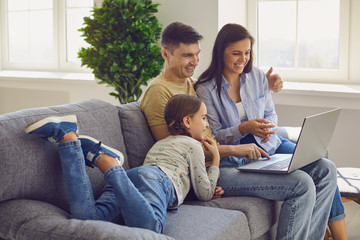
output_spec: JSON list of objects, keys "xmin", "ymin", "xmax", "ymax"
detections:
[{"xmin": 344, "ymin": 201, "xmax": 360, "ymax": 239}]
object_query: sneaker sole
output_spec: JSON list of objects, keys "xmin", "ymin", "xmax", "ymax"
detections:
[
  {"xmin": 25, "ymin": 115, "xmax": 77, "ymax": 133},
  {"xmin": 78, "ymin": 135, "xmax": 124, "ymax": 166}
]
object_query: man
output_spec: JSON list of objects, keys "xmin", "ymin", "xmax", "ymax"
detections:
[
  {"xmin": 141, "ymin": 22, "xmax": 280, "ymax": 161},
  {"xmin": 141, "ymin": 22, "xmax": 337, "ymax": 240}
]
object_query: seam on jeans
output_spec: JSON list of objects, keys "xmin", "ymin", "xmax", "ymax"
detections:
[
  {"xmin": 222, "ymin": 185, "xmax": 294, "ymax": 194},
  {"xmin": 75, "ymin": 144, "xmax": 99, "ymax": 220},
  {"xmin": 286, "ymin": 198, "xmax": 296, "ymax": 240}
]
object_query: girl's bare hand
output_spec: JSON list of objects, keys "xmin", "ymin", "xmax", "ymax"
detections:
[
  {"xmin": 212, "ymin": 186, "xmax": 225, "ymax": 199},
  {"xmin": 202, "ymin": 138, "xmax": 220, "ymax": 165},
  {"xmin": 202, "ymin": 138, "xmax": 218, "ymax": 156}
]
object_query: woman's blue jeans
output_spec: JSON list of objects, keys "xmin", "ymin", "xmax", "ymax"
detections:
[
  {"xmin": 216, "ymin": 134, "xmax": 340, "ymax": 239},
  {"xmin": 275, "ymin": 135, "xmax": 345, "ymax": 224},
  {"xmin": 57, "ymin": 140, "xmax": 177, "ymax": 233}
]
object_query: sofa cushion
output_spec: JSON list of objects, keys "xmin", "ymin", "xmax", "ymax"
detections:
[
  {"xmin": 117, "ymin": 102, "xmax": 155, "ymax": 168},
  {"xmin": 165, "ymin": 204, "xmax": 250, "ymax": 240},
  {"xmin": 0, "ymin": 99, "xmax": 128, "ymax": 212},
  {"xmin": 275, "ymin": 126, "xmax": 301, "ymax": 143},
  {"xmin": 185, "ymin": 196, "xmax": 280, "ymax": 239},
  {"xmin": 0, "ymin": 199, "xmax": 250, "ymax": 240},
  {"xmin": 0, "ymin": 199, "xmax": 171, "ymax": 240}
]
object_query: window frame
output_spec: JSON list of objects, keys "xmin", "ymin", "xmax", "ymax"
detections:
[
  {"xmin": 0, "ymin": 0, "xmax": 92, "ymax": 73},
  {"xmin": 247, "ymin": 0, "xmax": 350, "ymax": 83}
]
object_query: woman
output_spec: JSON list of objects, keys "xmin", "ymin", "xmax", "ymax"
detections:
[{"xmin": 195, "ymin": 23, "xmax": 346, "ymax": 239}]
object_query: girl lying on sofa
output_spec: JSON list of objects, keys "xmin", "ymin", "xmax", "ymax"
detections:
[{"xmin": 24, "ymin": 94, "xmax": 222, "ymax": 233}]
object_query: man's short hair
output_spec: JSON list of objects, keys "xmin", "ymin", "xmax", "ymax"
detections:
[{"xmin": 161, "ymin": 22, "xmax": 203, "ymax": 52}]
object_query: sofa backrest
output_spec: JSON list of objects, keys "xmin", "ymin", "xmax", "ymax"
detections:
[
  {"xmin": 0, "ymin": 99, "xmax": 129, "ymax": 212},
  {"xmin": 117, "ymin": 102, "xmax": 155, "ymax": 168}
]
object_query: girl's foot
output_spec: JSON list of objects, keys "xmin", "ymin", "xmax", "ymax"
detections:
[
  {"xmin": 78, "ymin": 135, "xmax": 124, "ymax": 168},
  {"xmin": 25, "ymin": 115, "xmax": 78, "ymax": 143}
]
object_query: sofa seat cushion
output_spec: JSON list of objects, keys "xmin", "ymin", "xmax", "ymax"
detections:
[
  {"xmin": 185, "ymin": 196, "xmax": 280, "ymax": 239},
  {"xmin": 165, "ymin": 204, "xmax": 250, "ymax": 240},
  {"xmin": 0, "ymin": 199, "xmax": 172, "ymax": 240},
  {"xmin": 0, "ymin": 199, "xmax": 250, "ymax": 240}
]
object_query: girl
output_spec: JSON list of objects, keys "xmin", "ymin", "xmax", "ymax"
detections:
[{"xmin": 24, "ymin": 94, "xmax": 220, "ymax": 233}]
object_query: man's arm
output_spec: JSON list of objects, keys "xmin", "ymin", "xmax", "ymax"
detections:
[
  {"xmin": 266, "ymin": 67, "xmax": 283, "ymax": 93},
  {"xmin": 150, "ymin": 124, "xmax": 170, "ymax": 141}
]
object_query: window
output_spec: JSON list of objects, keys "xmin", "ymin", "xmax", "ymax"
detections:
[
  {"xmin": 0, "ymin": 0, "xmax": 93, "ymax": 72},
  {"xmin": 247, "ymin": 0, "xmax": 350, "ymax": 82}
]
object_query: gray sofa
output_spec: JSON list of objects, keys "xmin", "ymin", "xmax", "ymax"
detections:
[{"xmin": 0, "ymin": 98, "xmax": 285, "ymax": 240}]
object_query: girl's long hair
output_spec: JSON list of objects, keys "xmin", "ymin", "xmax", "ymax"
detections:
[
  {"xmin": 194, "ymin": 24, "xmax": 255, "ymax": 102},
  {"xmin": 164, "ymin": 94, "xmax": 202, "ymax": 137}
]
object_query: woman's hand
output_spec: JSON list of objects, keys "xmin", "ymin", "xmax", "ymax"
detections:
[
  {"xmin": 232, "ymin": 143, "xmax": 270, "ymax": 160},
  {"xmin": 238, "ymin": 119, "xmax": 275, "ymax": 142},
  {"xmin": 202, "ymin": 138, "xmax": 220, "ymax": 166},
  {"xmin": 212, "ymin": 186, "xmax": 225, "ymax": 199}
]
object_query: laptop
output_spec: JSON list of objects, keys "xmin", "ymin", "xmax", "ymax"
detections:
[{"xmin": 237, "ymin": 108, "xmax": 341, "ymax": 174}]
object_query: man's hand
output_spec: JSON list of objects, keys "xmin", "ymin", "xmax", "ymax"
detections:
[
  {"xmin": 266, "ymin": 67, "xmax": 283, "ymax": 93},
  {"xmin": 212, "ymin": 186, "xmax": 225, "ymax": 199}
]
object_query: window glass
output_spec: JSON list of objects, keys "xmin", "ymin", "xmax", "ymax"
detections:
[
  {"xmin": 4, "ymin": 0, "xmax": 93, "ymax": 71},
  {"xmin": 298, "ymin": 0, "xmax": 339, "ymax": 69},
  {"xmin": 8, "ymin": 11, "xmax": 29, "ymax": 62},
  {"xmin": 258, "ymin": 2, "xmax": 296, "ymax": 68},
  {"xmin": 8, "ymin": 0, "xmax": 28, "ymax": 11},
  {"xmin": 66, "ymin": 0, "xmax": 93, "ymax": 8},
  {"xmin": 257, "ymin": 0, "xmax": 340, "ymax": 71},
  {"xmin": 7, "ymin": 1, "xmax": 53, "ymax": 63},
  {"xmin": 29, "ymin": 0, "xmax": 52, "ymax": 10},
  {"xmin": 65, "ymin": 1, "xmax": 93, "ymax": 63}
]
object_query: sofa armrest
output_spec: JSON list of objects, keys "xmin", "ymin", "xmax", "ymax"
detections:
[
  {"xmin": 0, "ymin": 199, "xmax": 173, "ymax": 240},
  {"xmin": 275, "ymin": 126, "xmax": 301, "ymax": 143}
]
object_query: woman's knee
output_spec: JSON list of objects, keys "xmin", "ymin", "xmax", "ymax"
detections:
[{"xmin": 317, "ymin": 158, "xmax": 338, "ymax": 184}]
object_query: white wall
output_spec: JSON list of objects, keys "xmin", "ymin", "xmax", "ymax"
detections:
[
  {"xmin": 275, "ymin": 104, "xmax": 359, "ymax": 168},
  {"xmin": 155, "ymin": 0, "xmax": 218, "ymax": 78},
  {"xmin": 218, "ymin": 0, "xmax": 247, "ymax": 29},
  {"xmin": 0, "ymin": 76, "xmax": 120, "ymax": 114}
]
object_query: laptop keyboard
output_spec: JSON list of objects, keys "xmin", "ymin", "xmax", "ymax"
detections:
[{"xmin": 260, "ymin": 159, "xmax": 291, "ymax": 170}]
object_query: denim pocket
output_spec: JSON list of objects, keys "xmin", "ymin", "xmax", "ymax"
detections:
[{"xmin": 137, "ymin": 165, "xmax": 166, "ymax": 181}]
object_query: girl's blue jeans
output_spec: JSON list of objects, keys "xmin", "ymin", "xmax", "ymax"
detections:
[
  {"xmin": 216, "ymin": 133, "xmax": 341, "ymax": 239},
  {"xmin": 57, "ymin": 140, "xmax": 177, "ymax": 233}
]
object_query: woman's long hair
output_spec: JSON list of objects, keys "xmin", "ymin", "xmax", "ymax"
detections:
[
  {"xmin": 194, "ymin": 24, "xmax": 255, "ymax": 101},
  {"xmin": 164, "ymin": 94, "xmax": 203, "ymax": 137}
]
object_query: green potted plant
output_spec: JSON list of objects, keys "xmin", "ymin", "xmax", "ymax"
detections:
[{"xmin": 78, "ymin": 0, "xmax": 164, "ymax": 104}]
